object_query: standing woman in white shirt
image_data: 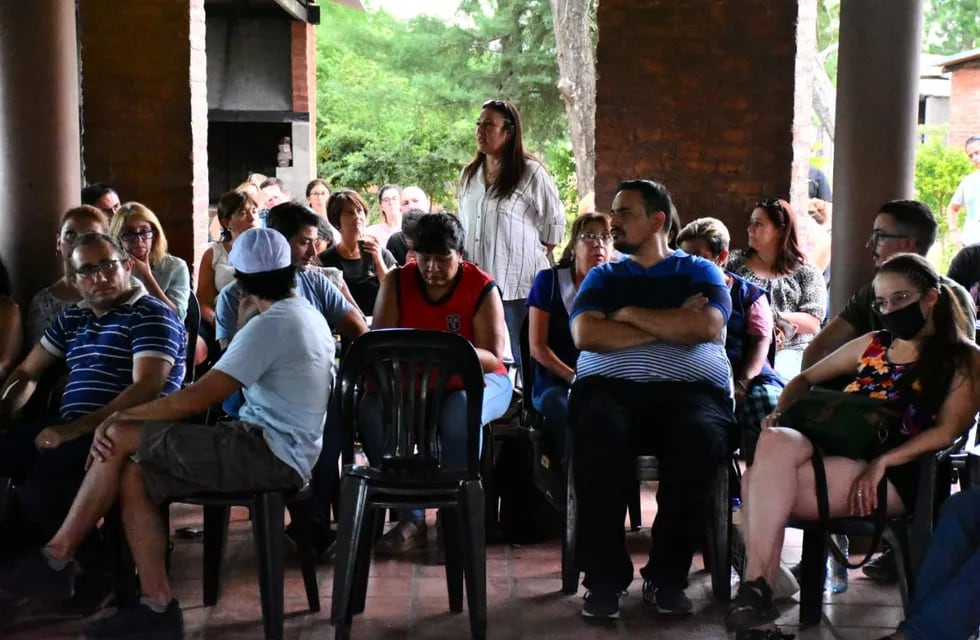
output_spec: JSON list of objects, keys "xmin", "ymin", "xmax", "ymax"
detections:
[{"xmin": 458, "ymin": 98, "xmax": 566, "ymax": 378}]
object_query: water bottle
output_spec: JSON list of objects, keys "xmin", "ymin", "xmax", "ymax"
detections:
[
  {"xmin": 825, "ymin": 534, "xmax": 849, "ymax": 594},
  {"xmin": 730, "ymin": 498, "xmax": 746, "ymax": 579}
]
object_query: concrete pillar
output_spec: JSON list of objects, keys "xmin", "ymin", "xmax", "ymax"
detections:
[
  {"xmin": 0, "ymin": 1, "xmax": 81, "ymax": 302},
  {"xmin": 830, "ymin": 0, "xmax": 922, "ymax": 313}
]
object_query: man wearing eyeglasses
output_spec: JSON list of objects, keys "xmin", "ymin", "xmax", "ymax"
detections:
[
  {"xmin": 0, "ymin": 232, "xmax": 185, "ymax": 558},
  {"xmin": 801, "ymin": 200, "xmax": 976, "ymax": 584}
]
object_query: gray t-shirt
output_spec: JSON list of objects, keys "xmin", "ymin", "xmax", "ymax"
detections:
[
  {"xmin": 213, "ymin": 297, "xmax": 334, "ymax": 481},
  {"xmin": 215, "ymin": 269, "xmax": 353, "ymax": 342}
]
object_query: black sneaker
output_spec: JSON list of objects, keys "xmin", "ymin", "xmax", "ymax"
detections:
[
  {"xmin": 0, "ymin": 550, "xmax": 77, "ymax": 601},
  {"xmin": 286, "ymin": 521, "xmax": 336, "ymax": 560},
  {"xmin": 82, "ymin": 598, "xmax": 184, "ymax": 639},
  {"xmin": 735, "ymin": 629, "xmax": 796, "ymax": 640},
  {"xmin": 641, "ymin": 579, "xmax": 692, "ymax": 616},
  {"xmin": 726, "ymin": 577, "xmax": 779, "ymax": 631},
  {"xmin": 581, "ymin": 588, "xmax": 621, "ymax": 619},
  {"xmin": 862, "ymin": 549, "xmax": 897, "ymax": 583}
]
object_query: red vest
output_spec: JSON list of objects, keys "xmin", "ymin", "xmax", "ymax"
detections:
[{"xmin": 397, "ymin": 261, "xmax": 507, "ymax": 376}]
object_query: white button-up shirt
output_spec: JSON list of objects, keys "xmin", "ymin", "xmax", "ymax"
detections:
[{"xmin": 457, "ymin": 158, "xmax": 565, "ymax": 300}]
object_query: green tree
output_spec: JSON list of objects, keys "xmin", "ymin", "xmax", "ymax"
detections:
[
  {"xmin": 923, "ymin": 0, "xmax": 979, "ymax": 54},
  {"xmin": 915, "ymin": 126, "xmax": 975, "ymax": 270}
]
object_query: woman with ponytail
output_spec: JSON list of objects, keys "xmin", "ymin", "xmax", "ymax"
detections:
[{"xmin": 726, "ymin": 253, "xmax": 980, "ymax": 640}]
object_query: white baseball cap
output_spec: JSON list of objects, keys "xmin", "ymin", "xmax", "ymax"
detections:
[{"xmin": 228, "ymin": 227, "xmax": 292, "ymax": 274}]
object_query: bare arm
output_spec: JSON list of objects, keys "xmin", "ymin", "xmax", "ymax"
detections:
[
  {"xmin": 197, "ymin": 247, "xmax": 218, "ymax": 324},
  {"xmin": 336, "ymin": 308, "xmax": 369, "ymax": 342},
  {"xmin": 371, "ymin": 269, "xmax": 400, "ymax": 330},
  {"xmin": 801, "ymin": 315, "xmax": 858, "ymax": 369},
  {"xmin": 0, "ymin": 345, "xmax": 59, "ymax": 420},
  {"xmin": 0, "ymin": 298, "xmax": 23, "ymax": 381},
  {"xmin": 736, "ymin": 334, "xmax": 771, "ymax": 386},
  {"xmin": 947, "ymin": 202, "xmax": 963, "ymax": 232},
  {"xmin": 608, "ymin": 304, "xmax": 726, "ymax": 345},
  {"xmin": 571, "ymin": 310, "xmax": 655, "ymax": 353},
  {"xmin": 471, "ymin": 287, "xmax": 507, "ymax": 373},
  {"xmin": 106, "ymin": 368, "xmax": 241, "ymax": 425},
  {"xmin": 778, "ymin": 310, "xmax": 822, "ymax": 336},
  {"xmin": 528, "ymin": 307, "xmax": 574, "ymax": 384}
]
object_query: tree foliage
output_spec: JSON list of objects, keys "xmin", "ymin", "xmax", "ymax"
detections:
[
  {"xmin": 315, "ymin": 1, "xmax": 574, "ymax": 221},
  {"xmin": 915, "ymin": 126, "xmax": 975, "ymax": 270},
  {"xmin": 923, "ymin": 0, "xmax": 979, "ymax": 54}
]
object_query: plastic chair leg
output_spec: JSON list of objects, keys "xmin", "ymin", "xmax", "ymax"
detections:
[
  {"xmin": 202, "ymin": 504, "xmax": 231, "ymax": 606},
  {"xmin": 460, "ymin": 479, "xmax": 487, "ymax": 640},
  {"xmin": 441, "ymin": 506, "xmax": 464, "ymax": 613},
  {"xmin": 287, "ymin": 498, "xmax": 321, "ymax": 612},
  {"xmin": 105, "ymin": 507, "xmax": 140, "ymax": 608},
  {"xmin": 708, "ymin": 461, "xmax": 731, "ymax": 602},
  {"xmin": 253, "ymin": 492, "xmax": 287, "ymax": 640},
  {"xmin": 561, "ymin": 454, "xmax": 579, "ymax": 594},
  {"xmin": 885, "ymin": 528, "xmax": 913, "ymax": 616},
  {"xmin": 331, "ymin": 475, "xmax": 370, "ymax": 636},
  {"xmin": 799, "ymin": 528, "xmax": 827, "ymax": 627},
  {"xmin": 626, "ymin": 482, "xmax": 642, "ymax": 531}
]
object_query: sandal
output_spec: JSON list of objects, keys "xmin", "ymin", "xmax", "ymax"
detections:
[
  {"xmin": 374, "ymin": 521, "xmax": 428, "ymax": 555},
  {"xmin": 726, "ymin": 577, "xmax": 780, "ymax": 631}
]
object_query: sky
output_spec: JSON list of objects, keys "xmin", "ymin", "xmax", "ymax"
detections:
[{"xmin": 367, "ymin": 0, "xmax": 462, "ymax": 22}]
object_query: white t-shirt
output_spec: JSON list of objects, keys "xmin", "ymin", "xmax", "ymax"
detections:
[
  {"xmin": 953, "ymin": 170, "xmax": 980, "ymax": 244},
  {"xmin": 214, "ymin": 297, "xmax": 334, "ymax": 480}
]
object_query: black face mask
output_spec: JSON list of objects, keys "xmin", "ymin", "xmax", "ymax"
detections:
[{"xmin": 879, "ymin": 301, "xmax": 926, "ymax": 340}]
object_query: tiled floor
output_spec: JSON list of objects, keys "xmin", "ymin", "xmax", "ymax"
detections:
[{"xmin": 3, "ymin": 481, "xmax": 907, "ymax": 639}]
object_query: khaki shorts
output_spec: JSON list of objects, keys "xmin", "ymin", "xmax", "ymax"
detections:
[{"xmin": 135, "ymin": 420, "xmax": 303, "ymax": 505}]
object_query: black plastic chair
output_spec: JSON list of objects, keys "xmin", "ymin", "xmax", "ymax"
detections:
[
  {"xmin": 330, "ymin": 329, "xmax": 487, "ymax": 640},
  {"xmin": 788, "ymin": 441, "xmax": 962, "ymax": 627},
  {"xmin": 183, "ymin": 291, "xmax": 201, "ymax": 385}
]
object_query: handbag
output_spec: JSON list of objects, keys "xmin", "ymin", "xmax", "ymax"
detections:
[
  {"xmin": 781, "ymin": 388, "xmax": 903, "ymax": 569},
  {"xmin": 780, "ymin": 387, "xmax": 903, "ymax": 461}
]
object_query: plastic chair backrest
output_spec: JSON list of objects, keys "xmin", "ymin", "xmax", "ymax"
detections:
[
  {"xmin": 338, "ymin": 329, "xmax": 485, "ymax": 479},
  {"xmin": 518, "ymin": 315, "xmax": 537, "ymax": 417},
  {"xmin": 184, "ymin": 291, "xmax": 201, "ymax": 385}
]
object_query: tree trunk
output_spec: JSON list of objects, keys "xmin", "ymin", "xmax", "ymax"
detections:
[
  {"xmin": 812, "ymin": 49, "xmax": 837, "ymax": 143},
  {"xmin": 549, "ymin": 0, "xmax": 596, "ymax": 212}
]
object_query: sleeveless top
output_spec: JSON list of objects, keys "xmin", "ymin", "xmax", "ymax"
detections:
[
  {"xmin": 843, "ymin": 331, "xmax": 933, "ymax": 437},
  {"xmin": 397, "ymin": 261, "xmax": 508, "ymax": 378},
  {"xmin": 210, "ymin": 241, "xmax": 236, "ymax": 292}
]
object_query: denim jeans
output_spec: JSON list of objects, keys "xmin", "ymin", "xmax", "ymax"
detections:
[
  {"xmin": 531, "ymin": 383, "xmax": 569, "ymax": 458},
  {"xmin": 897, "ymin": 486, "xmax": 980, "ymax": 640},
  {"xmin": 359, "ymin": 372, "xmax": 513, "ymax": 521},
  {"xmin": 502, "ymin": 300, "xmax": 527, "ymax": 384}
]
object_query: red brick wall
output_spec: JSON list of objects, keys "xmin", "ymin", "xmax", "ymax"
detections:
[
  {"xmin": 595, "ymin": 0, "xmax": 798, "ymax": 246},
  {"xmin": 79, "ymin": 0, "xmax": 209, "ymax": 282},
  {"xmin": 948, "ymin": 62, "xmax": 980, "ymax": 149}
]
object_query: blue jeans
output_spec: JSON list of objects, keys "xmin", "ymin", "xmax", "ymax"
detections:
[
  {"xmin": 531, "ymin": 383, "xmax": 569, "ymax": 458},
  {"xmin": 502, "ymin": 300, "xmax": 527, "ymax": 384},
  {"xmin": 359, "ymin": 372, "xmax": 513, "ymax": 521},
  {"xmin": 898, "ymin": 487, "xmax": 980, "ymax": 640}
]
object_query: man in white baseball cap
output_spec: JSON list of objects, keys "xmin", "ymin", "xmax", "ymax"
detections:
[{"xmin": 0, "ymin": 227, "xmax": 335, "ymax": 639}]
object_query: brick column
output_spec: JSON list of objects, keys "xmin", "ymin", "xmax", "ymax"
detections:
[
  {"xmin": 947, "ymin": 62, "xmax": 980, "ymax": 149},
  {"xmin": 0, "ymin": 1, "xmax": 81, "ymax": 302},
  {"xmin": 79, "ymin": 0, "xmax": 209, "ymax": 280},
  {"xmin": 829, "ymin": 0, "xmax": 922, "ymax": 313},
  {"xmin": 595, "ymin": 0, "xmax": 798, "ymax": 237}
]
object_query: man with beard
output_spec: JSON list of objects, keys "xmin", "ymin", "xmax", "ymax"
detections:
[{"xmin": 568, "ymin": 179, "xmax": 735, "ymax": 620}]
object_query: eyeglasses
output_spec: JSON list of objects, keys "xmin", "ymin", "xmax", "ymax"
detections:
[
  {"xmin": 871, "ymin": 290, "xmax": 920, "ymax": 315},
  {"xmin": 868, "ymin": 230, "xmax": 910, "ymax": 246},
  {"xmin": 381, "ymin": 196, "xmax": 400, "ymax": 204},
  {"xmin": 578, "ymin": 233, "xmax": 612, "ymax": 245},
  {"xmin": 120, "ymin": 229, "xmax": 156, "ymax": 242},
  {"xmin": 75, "ymin": 259, "xmax": 126, "ymax": 279}
]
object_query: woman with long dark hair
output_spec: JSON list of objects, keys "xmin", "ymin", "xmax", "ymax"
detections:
[
  {"xmin": 525, "ymin": 213, "xmax": 611, "ymax": 455},
  {"xmin": 458, "ymin": 99, "xmax": 566, "ymax": 377},
  {"xmin": 727, "ymin": 198, "xmax": 826, "ymax": 380},
  {"xmin": 726, "ymin": 253, "xmax": 980, "ymax": 640}
]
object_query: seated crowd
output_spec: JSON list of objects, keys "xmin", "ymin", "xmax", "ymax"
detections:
[{"xmin": 0, "ymin": 170, "xmax": 977, "ymax": 640}]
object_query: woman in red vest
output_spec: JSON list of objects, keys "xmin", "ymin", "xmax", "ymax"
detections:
[{"xmin": 364, "ymin": 213, "xmax": 513, "ymax": 553}]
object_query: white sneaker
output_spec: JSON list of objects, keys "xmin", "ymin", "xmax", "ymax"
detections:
[{"xmin": 771, "ymin": 562, "xmax": 800, "ymax": 600}]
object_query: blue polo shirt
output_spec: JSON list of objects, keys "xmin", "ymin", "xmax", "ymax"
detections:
[
  {"xmin": 570, "ymin": 251, "xmax": 733, "ymax": 391},
  {"xmin": 40, "ymin": 289, "xmax": 186, "ymax": 421}
]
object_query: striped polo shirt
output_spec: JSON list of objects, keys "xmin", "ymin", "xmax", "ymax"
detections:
[
  {"xmin": 570, "ymin": 251, "xmax": 733, "ymax": 392},
  {"xmin": 40, "ymin": 288, "xmax": 186, "ymax": 421}
]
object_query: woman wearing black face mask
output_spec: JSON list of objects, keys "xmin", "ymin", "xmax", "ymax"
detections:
[{"xmin": 726, "ymin": 252, "xmax": 980, "ymax": 640}]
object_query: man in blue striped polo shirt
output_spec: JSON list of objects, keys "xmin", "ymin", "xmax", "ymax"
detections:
[
  {"xmin": 0, "ymin": 232, "xmax": 185, "ymax": 550},
  {"xmin": 570, "ymin": 180, "xmax": 735, "ymax": 620}
]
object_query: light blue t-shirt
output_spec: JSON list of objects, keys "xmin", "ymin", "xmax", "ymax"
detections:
[
  {"xmin": 213, "ymin": 297, "xmax": 334, "ymax": 480},
  {"xmin": 215, "ymin": 268, "xmax": 352, "ymax": 342},
  {"xmin": 953, "ymin": 170, "xmax": 980, "ymax": 243}
]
